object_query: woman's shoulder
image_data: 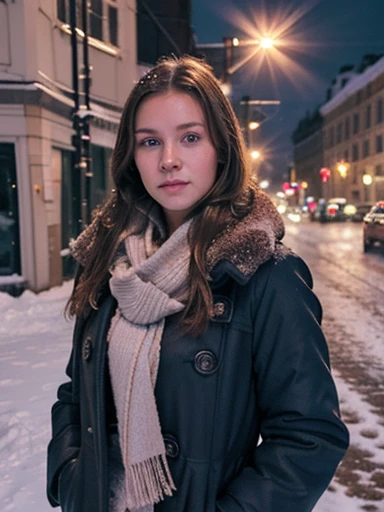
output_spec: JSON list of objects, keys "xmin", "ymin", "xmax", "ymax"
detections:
[{"xmin": 256, "ymin": 244, "xmax": 314, "ymax": 289}]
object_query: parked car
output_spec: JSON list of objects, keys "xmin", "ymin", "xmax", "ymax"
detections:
[
  {"xmin": 351, "ymin": 203, "xmax": 373, "ymax": 222},
  {"xmin": 363, "ymin": 201, "xmax": 384, "ymax": 252},
  {"xmin": 313, "ymin": 197, "xmax": 350, "ymax": 222}
]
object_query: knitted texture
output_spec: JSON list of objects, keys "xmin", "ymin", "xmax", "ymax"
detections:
[{"xmin": 107, "ymin": 219, "xmax": 192, "ymax": 511}]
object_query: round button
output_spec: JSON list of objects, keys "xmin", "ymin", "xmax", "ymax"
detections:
[
  {"xmin": 163, "ymin": 436, "xmax": 179, "ymax": 458},
  {"xmin": 82, "ymin": 336, "xmax": 92, "ymax": 361},
  {"xmin": 194, "ymin": 350, "xmax": 218, "ymax": 375}
]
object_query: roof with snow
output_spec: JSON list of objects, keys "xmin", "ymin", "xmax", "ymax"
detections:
[{"xmin": 320, "ymin": 56, "xmax": 384, "ymax": 115}]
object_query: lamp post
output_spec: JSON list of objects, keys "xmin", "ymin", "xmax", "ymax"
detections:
[
  {"xmin": 69, "ymin": 0, "xmax": 93, "ymax": 230},
  {"xmin": 362, "ymin": 173, "xmax": 373, "ymax": 202},
  {"xmin": 196, "ymin": 36, "xmax": 280, "ymax": 180},
  {"xmin": 196, "ymin": 36, "xmax": 277, "ymax": 98}
]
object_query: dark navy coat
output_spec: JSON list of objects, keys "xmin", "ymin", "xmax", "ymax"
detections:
[{"xmin": 47, "ymin": 252, "xmax": 349, "ymax": 512}]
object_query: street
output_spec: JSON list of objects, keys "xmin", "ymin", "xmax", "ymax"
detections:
[
  {"xmin": 284, "ymin": 216, "xmax": 384, "ymax": 511},
  {"xmin": 0, "ymin": 217, "xmax": 384, "ymax": 511}
]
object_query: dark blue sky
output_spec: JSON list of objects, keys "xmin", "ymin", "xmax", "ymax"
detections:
[{"xmin": 192, "ymin": 0, "xmax": 384, "ymax": 182}]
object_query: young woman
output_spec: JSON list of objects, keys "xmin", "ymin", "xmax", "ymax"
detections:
[{"xmin": 47, "ymin": 56, "xmax": 349, "ymax": 512}]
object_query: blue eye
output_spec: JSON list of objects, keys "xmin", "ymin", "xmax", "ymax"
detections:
[
  {"xmin": 184, "ymin": 134, "xmax": 199, "ymax": 143},
  {"xmin": 142, "ymin": 138, "xmax": 159, "ymax": 147}
]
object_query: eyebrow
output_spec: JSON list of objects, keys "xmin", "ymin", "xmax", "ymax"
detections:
[{"xmin": 135, "ymin": 122, "xmax": 205, "ymax": 134}]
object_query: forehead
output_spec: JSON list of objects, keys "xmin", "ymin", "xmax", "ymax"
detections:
[{"xmin": 135, "ymin": 90, "xmax": 205, "ymax": 126}]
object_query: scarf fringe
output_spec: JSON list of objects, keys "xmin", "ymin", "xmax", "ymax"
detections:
[{"xmin": 125, "ymin": 454, "xmax": 176, "ymax": 509}]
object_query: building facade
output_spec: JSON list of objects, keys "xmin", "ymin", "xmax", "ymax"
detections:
[
  {"xmin": 0, "ymin": 0, "xmax": 194, "ymax": 294},
  {"xmin": 320, "ymin": 57, "xmax": 384, "ymax": 203},
  {"xmin": 0, "ymin": 0, "xmax": 137, "ymax": 293},
  {"xmin": 292, "ymin": 110, "xmax": 324, "ymax": 201}
]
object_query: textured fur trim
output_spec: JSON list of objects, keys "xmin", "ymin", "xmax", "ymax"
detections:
[
  {"xmin": 70, "ymin": 188, "xmax": 285, "ymax": 280},
  {"xmin": 206, "ymin": 188, "xmax": 285, "ymax": 277}
]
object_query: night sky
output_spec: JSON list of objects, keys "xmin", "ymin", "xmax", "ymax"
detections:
[{"xmin": 192, "ymin": 0, "xmax": 384, "ymax": 185}]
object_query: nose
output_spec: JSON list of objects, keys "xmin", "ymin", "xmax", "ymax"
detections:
[{"xmin": 160, "ymin": 143, "xmax": 182, "ymax": 172}]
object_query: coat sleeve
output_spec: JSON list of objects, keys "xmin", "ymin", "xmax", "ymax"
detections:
[
  {"xmin": 46, "ymin": 322, "xmax": 82, "ymax": 507},
  {"xmin": 217, "ymin": 254, "xmax": 349, "ymax": 512}
]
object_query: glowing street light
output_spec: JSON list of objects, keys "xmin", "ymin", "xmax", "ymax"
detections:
[
  {"xmin": 362, "ymin": 174, "xmax": 373, "ymax": 186},
  {"xmin": 336, "ymin": 161, "xmax": 349, "ymax": 178},
  {"xmin": 196, "ymin": 35, "xmax": 277, "ymax": 83},
  {"xmin": 259, "ymin": 180, "xmax": 270, "ymax": 189},
  {"xmin": 249, "ymin": 121, "xmax": 260, "ymax": 130},
  {"xmin": 260, "ymin": 37, "xmax": 275, "ymax": 49},
  {"xmin": 251, "ymin": 150, "xmax": 261, "ymax": 160}
]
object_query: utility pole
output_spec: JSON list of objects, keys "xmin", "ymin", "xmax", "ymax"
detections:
[{"xmin": 69, "ymin": 0, "xmax": 93, "ymax": 232}]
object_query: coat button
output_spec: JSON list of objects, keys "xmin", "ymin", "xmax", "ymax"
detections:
[
  {"xmin": 163, "ymin": 435, "xmax": 179, "ymax": 458},
  {"xmin": 213, "ymin": 301, "xmax": 225, "ymax": 317},
  {"xmin": 82, "ymin": 336, "xmax": 92, "ymax": 361},
  {"xmin": 194, "ymin": 350, "xmax": 218, "ymax": 375}
]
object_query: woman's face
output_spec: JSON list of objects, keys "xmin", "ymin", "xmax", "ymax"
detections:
[{"xmin": 134, "ymin": 90, "xmax": 218, "ymax": 234}]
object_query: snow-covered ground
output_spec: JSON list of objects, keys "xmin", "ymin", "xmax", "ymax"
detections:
[
  {"xmin": 0, "ymin": 283, "xmax": 74, "ymax": 512},
  {"xmin": 1, "ymin": 219, "xmax": 383, "ymax": 512}
]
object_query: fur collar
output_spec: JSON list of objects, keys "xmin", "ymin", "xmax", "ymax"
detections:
[
  {"xmin": 71, "ymin": 188, "xmax": 285, "ymax": 281},
  {"xmin": 206, "ymin": 188, "xmax": 285, "ymax": 281}
]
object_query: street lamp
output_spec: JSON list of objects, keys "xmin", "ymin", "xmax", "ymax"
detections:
[
  {"xmin": 336, "ymin": 161, "xmax": 349, "ymax": 179},
  {"xmin": 260, "ymin": 37, "xmax": 275, "ymax": 49},
  {"xmin": 251, "ymin": 150, "xmax": 261, "ymax": 160},
  {"xmin": 362, "ymin": 173, "xmax": 373, "ymax": 202},
  {"xmin": 196, "ymin": 35, "xmax": 277, "ymax": 93}
]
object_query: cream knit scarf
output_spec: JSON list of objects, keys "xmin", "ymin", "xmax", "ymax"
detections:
[{"xmin": 107, "ymin": 218, "xmax": 192, "ymax": 511}]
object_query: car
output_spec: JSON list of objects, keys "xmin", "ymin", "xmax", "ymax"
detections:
[
  {"xmin": 312, "ymin": 197, "xmax": 349, "ymax": 222},
  {"xmin": 363, "ymin": 201, "xmax": 384, "ymax": 252},
  {"xmin": 351, "ymin": 203, "xmax": 373, "ymax": 222}
]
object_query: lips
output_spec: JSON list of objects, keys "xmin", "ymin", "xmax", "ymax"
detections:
[
  {"xmin": 159, "ymin": 180, "xmax": 189, "ymax": 192},
  {"xmin": 159, "ymin": 180, "xmax": 188, "ymax": 188}
]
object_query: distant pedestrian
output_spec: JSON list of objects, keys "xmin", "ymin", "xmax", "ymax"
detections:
[{"xmin": 47, "ymin": 55, "xmax": 349, "ymax": 512}]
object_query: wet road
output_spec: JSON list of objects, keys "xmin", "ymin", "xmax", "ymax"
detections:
[{"xmin": 284, "ymin": 216, "xmax": 384, "ymax": 510}]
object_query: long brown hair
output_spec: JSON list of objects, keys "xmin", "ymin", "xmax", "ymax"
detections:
[{"xmin": 68, "ymin": 55, "xmax": 253, "ymax": 335}]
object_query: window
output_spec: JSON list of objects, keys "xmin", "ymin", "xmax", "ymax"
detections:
[
  {"xmin": 362, "ymin": 140, "xmax": 370, "ymax": 158},
  {"xmin": 377, "ymin": 98, "xmax": 383, "ymax": 124},
  {"xmin": 376, "ymin": 164, "xmax": 383, "ymax": 176},
  {"xmin": 353, "ymin": 113, "xmax": 360, "ymax": 134},
  {"xmin": 352, "ymin": 143, "xmax": 359, "ymax": 161},
  {"xmin": 365, "ymin": 104, "xmax": 371, "ymax": 129},
  {"xmin": 57, "ymin": 0, "xmax": 82, "ymax": 26},
  {"xmin": 89, "ymin": 0, "xmax": 103, "ymax": 40},
  {"xmin": 344, "ymin": 117, "xmax": 350, "ymax": 140},
  {"xmin": 108, "ymin": 3, "xmax": 118, "ymax": 46},
  {"xmin": 336, "ymin": 123, "xmax": 342, "ymax": 144},
  {"xmin": 0, "ymin": 143, "xmax": 21, "ymax": 275},
  {"xmin": 376, "ymin": 135, "xmax": 383, "ymax": 153},
  {"xmin": 344, "ymin": 149, "xmax": 349, "ymax": 162},
  {"xmin": 57, "ymin": 0, "xmax": 67, "ymax": 22},
  {"xmin": 57, "ymin": 0, "xmax": 118, "ymax": 46}
]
